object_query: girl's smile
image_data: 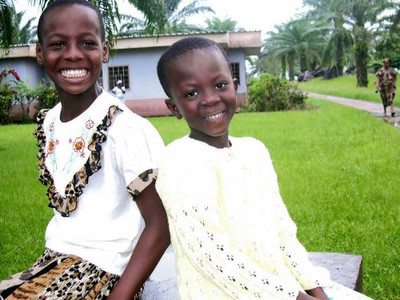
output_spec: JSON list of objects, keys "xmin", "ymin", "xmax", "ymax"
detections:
[
  {"xmin": 36, "ymin": 4, "xmax": 108, "ymax": 121},
  {"xmin": 165, "ymin": 47, "xmax": 238, "ymax": 148},
  {"xmin": 61, "ymin": 69, "xmax": 88, "ymax": 79}
]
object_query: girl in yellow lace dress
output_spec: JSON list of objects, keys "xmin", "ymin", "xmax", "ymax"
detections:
[{"xmin": 155, "ymin": 36, "xmax": 374, "ymax": 300}]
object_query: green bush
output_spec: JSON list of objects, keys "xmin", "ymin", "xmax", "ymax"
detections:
[
  {"xmin": 0, "ymin": 68, "xmax": 21, "ymax": 124},
  {"xmin": 34, "ymin": 81, "xmax": 59, "ymax": 113},
  {"xmin": 243, "ymin": 74, "xmax": 307, "ymax": 112}
]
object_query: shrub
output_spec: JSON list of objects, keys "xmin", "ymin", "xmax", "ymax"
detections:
[
  {"xmin": 243, "ymin": 74, "xmax": 307, "ymax": 112},
  {"xmin": 0, "ymin": 68, "xmax": 21, "ymax": 124},
  {"xmin": 34, "ymin": 81, "xmax": 59, "ymax": 113}
]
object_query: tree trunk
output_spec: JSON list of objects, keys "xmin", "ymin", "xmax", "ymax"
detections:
[
  {"xmin": 335, "ymin": 35, "xmax": 344, "ymax": 76},
  {"xmin": 354, "ymin": 30, "xmax": 369, "ymax": 87},
  {"xmin": 288, "ymin": 51, "xmax": 295, "ymax": 81},
  {"xmin": 281, "ymin": 55, "xmax": 287, "ymax": 79},
  {"xmin": 299, "ymin": 47, "xmax": 308, "ymax": 73}
]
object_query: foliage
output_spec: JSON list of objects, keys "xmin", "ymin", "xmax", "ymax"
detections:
[
  {"xmin": 0, "ymin": 67, "xmax": 58, "ymax": 124},
  {"xmin": 0, "ymin": 0, "xmax": 14, "ymax": 49},
  {"xmin": 262, "ymin": 18, "xmax": 325, "ymax": 80},
  {"xmin": 0, "ymin": 68, "xmax": 20, "ymax": 124},
  {"xmin": 258, "ymin": 0, "xmax": 398, "ymax": 88},
  {"xmin": 33, "ymin": 81, "xmax": 59, "ymax": 112},
  {"xmin": 243, "ymin": 73, "xmax": 307, "ymax": 112},
  {"xmin": 304, "ymin": 0, "xmax": 354, "ymax": 75},
  {"xmin": 125, "ymin": 0, "xmax": 214, "ymax": 35},
  {"xmin": 204, "ymin": 17, "xmax": 240, "ymax": 31}
]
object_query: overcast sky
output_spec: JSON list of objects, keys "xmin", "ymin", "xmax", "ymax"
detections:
[{"xmin": 14, "ymin": 0, "xmax": 307, "ymax": 37}]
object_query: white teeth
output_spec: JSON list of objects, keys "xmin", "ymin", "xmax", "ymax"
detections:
[
  {"xmin": 61, "ymin": 69, "xmax": 87, "ymax": 78},
  {"xmin": 206, "ymin": 112, "xmax": 224, "ymax": 120}
]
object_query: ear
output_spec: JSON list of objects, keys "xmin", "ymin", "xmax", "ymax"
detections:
[
  {"xmin": 36, "ymin": 43, "xmax": 44, "ymax": 65},
  {"xmin": 102, "ymin": 40, "xmax": 109, "ymax": 63},
  {"xmin": 165, "ymin": 99, "xmax": 182, "ymax": 119}
]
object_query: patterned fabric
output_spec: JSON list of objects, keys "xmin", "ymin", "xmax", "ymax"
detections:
[
  {"xmin": 34, "ymin": 105, "xmax": 122, "ymax": 217},
  {"xmin": 128, "ymin": 169, "xmax": 158, "ymax": 199},
  {"xmin": 156, "ymin": 136, "xmax": 330, "ymax": 299},
  {"xmin": 0, "ymin": 249, "xmax": 143, "ymax": 300},
  {"xmin": 376, "ymin": 67, "xmax": 397, "ymax": 107},
  {"xmin": 157, "ymin": 136, "xmax": 374, "ymax": 300}
]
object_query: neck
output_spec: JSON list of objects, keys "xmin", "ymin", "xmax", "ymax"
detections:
[
  {"xmin": 58, "ymin": 84, "xmax": 102, "ymax": 122},
  {"xmin": 189, "ymin": 131, "xmax": 230, "ymax": 149}
]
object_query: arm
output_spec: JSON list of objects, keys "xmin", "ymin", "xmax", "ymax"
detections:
[
  {"xmin": 254, "ymin": 142, "xmax": 330, "ymax": 293},
  {"xmin": 376, "ymin": 71, "xmax": 381, "ymax": 91},
  {"xmin": 108, "ymin": 181, "xmax": 170, "ymax": 300},
  {"xmin": 298, "ymin": 291, "xmax": 318, "ymax": 300},
  {"xmin": 306, "ymin": 287, "xmax": 329, "ymax": 300}
]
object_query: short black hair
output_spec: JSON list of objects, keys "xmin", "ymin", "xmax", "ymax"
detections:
[
  {"xmin": 157, "ymin": 36, "xmax": 230, "ymax": 98},
  {"xmin": 37, "ymin": 0, "xmax": 106, "ymax": 44}
]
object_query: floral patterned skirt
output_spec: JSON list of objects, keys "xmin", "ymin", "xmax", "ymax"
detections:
[{"xmin": 0, "ymin": 249, "xmax": 141, "ymax": 300}]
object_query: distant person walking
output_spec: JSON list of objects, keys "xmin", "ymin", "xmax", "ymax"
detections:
[
  {"xmin": 376, "ymin": 58, "xmax": 397, "ymax": 117},
  {"xmin": 112, "ymin": 79, "xmax": 126, "ymax": 103}
]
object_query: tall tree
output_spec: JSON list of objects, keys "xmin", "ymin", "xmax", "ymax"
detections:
[
  {"xmin": 127, "ymin": 0, "xmax": 214, "ymax": 35},
  {"xmin": 0, "ymin": 0, "xmax": 14, "ymax": 49},
  {"xmin": 345, "ymin": 0, "xmax": 393, "ymax": 87},
  {"xmin": 262, "ymin": 18, "xmax": 324, "ymax": 80},
  {"xmin": 12, "ymin": 8, "xmax": 37, "ymax": 44},
  {"xmin": 205, "ymin": 17, "xmax": 240, "ymax": 32},
  {"xmin": 304, "ymin": 0, "xmax": 353, "ymax": 76}
]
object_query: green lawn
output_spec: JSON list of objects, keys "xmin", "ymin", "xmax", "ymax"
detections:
[
  {"xmin": 298, "ymin": 74, "xmax": 384, "ymax": 104},
  {"xmin": 1, "ymin": 98, "xmax": 399, "ymax": 299}
]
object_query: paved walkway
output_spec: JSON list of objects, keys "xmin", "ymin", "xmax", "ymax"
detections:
[{"xmin": 306, "ymin": 92, "xmax": 400, "ymax": 129}]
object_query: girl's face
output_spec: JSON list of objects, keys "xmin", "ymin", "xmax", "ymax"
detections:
[
  {"xmin": 36, "ymin": 4, "xmax": 108, "ymax": 98},
  {"xmin": 165, "ymin": 48, "xmax": 238, "ymax": 148}
]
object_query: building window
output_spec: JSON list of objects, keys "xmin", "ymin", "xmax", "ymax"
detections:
[
  {"xmin": 108, "ymin": 66, "xmax": 130, "ymax": 90},
  {"xmin": 230, "ymin": 63, "xmax": 240, "ymax": 84}
]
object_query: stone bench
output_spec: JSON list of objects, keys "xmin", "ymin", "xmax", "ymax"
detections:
[
  {"xmin": 309, "ymin": 252, "xmax": 363, "ymax": 292},
  {"xmin": 141, "ymin": 248, "xmax": 363, "ymax": 299}
]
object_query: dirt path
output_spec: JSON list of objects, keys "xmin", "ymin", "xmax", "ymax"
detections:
[{"xmin": 306, "ymin": 92, "xmax": 400, "ymax": 129}]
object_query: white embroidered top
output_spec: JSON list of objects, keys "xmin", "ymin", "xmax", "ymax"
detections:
[
  {"xmin": 42, "ymin": 91, "xmax": 164, "ymax": 275},
  {"xmin": 156, "ymin": 136, "xmax": 330, "ymax": 299}
]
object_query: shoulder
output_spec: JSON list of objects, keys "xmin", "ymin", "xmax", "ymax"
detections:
[
  {"xmin": 99, "ymin": 92, "xmax": 163, "ymax": 145},
  {"xmin": 163, "ymin": 136, "xmax": 190, "ymax": 154},
  {"xmin": 231, "ymin": 136, "xmax": 269, "ymax": 154}
]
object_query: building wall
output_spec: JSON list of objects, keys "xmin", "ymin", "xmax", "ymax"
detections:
[
  {"xmin": 0, "ymin": 57, "xmax": 45, "ymax": 87},
  {"xmin": 104, "ymin": 46, "xmax": 247, "ymax": 102},
  {"xmin": 0, "ymin": 32, "xmax": 258, "ymax": 118}
]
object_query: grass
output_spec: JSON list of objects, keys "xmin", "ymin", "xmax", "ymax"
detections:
[
  {"xmin": 1, "ymin": 97, "xmax": 399, "ymax": 299},
  {"xmin": 298, "ymin": 74, "xmax": 383, "ymax": 104}
]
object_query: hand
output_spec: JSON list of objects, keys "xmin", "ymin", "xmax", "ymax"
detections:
[
  {"xmin": 297, "ymin": 291, "xmax": 317, "ymax": 300},
  {"xmin": 306, "ymin": 287, "xmax": 329, "ymax": 300}
]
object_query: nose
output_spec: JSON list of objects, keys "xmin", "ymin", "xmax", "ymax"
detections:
[
  {"xmin": 65, "ymin": 44, "xmax": 83, "ymax": 61},
  {"xmin": 200, "ymin": 89, "xmax": 220, "ymax": 106}
]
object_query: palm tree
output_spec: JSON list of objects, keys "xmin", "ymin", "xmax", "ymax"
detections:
[
  {"xmin": 127, "ymin": 0, "xmax": 214, "ymax": 35},
  {"xmin": 205, "ymin": 17, "xmax": 240, "ymax": 32},
  {"xmin": 345, "ymin": 0, "xmax": 393, "ymax": 87},
  {"xmin": 12, "ymin": 8, "xmax": 37, "ymax": 44},
  {"xmin": 0, "ymin": 0, "xmax": 14, "ymax": 49},
  {"xmin": 304, "ymin": 0, "xmax": 353, "ymax": 76},
  {"xmin": 263, "ymin": 18, "xmax": 325, "ymax": 80}
]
